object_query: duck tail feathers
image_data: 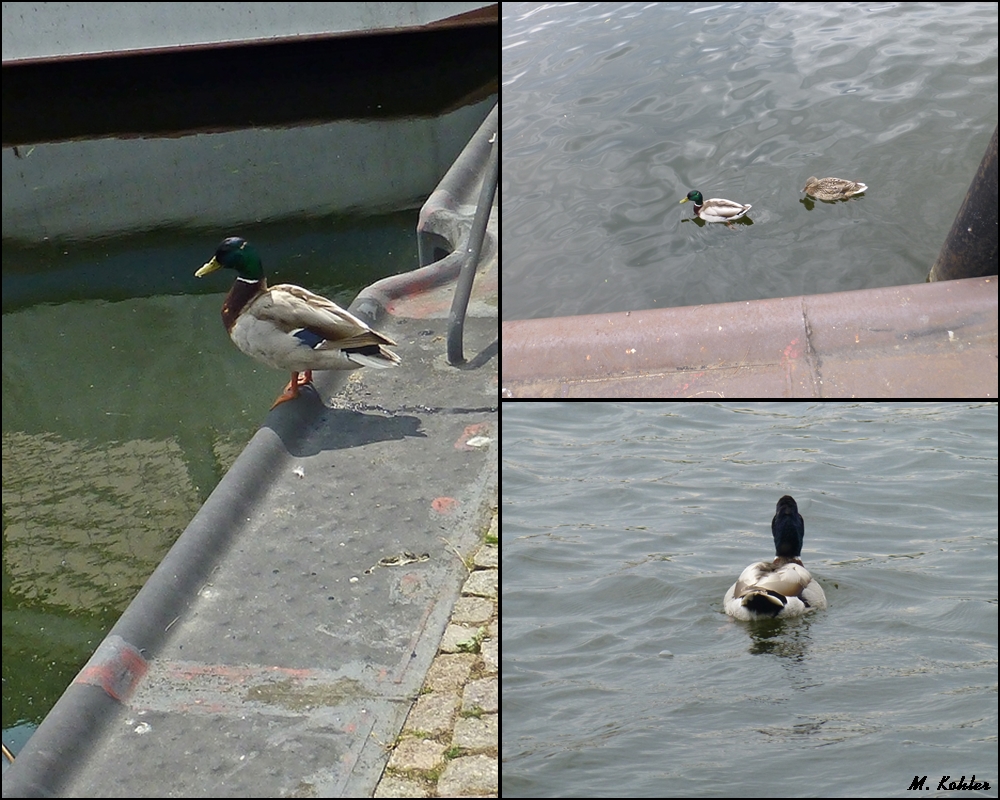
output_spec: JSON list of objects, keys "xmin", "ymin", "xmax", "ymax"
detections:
[{"xmin": 742, "ymin": 590, "xmax": 788, "ymax": 616}]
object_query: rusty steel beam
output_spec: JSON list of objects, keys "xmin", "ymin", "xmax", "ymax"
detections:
[{"xmin": 502, "ymin": 276, "xmax": 997, "ymax": 398}]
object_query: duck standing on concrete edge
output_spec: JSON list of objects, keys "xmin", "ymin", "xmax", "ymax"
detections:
[{"xmin": 196, "ymin": 236, "xmax": 401, "ymax": 408}]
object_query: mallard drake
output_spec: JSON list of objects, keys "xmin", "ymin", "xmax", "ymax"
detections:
[
  {"xmin": 802, "ymin": 176, "xmax": 868, "ymax": 201},
  {"xmin": 196, "ymin": 237, "xmax": 401, "ymax": 408},
  {"xmin": 723, "ymin": 495, "xmax": 827, "ymax": 621},
  {"xmin": 679, "ymin": 190, "xmax": 752, "ymax": 226}
]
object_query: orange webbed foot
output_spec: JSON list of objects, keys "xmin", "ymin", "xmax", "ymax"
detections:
[{"xmin": 270, "ymin": 371, "xmax": 314, "ymax": 408}]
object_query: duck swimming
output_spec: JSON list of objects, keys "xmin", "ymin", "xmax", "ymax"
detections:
[
  {"xmin": 679, "ymin": 190, "xmax": 752, "ymax": 226},
  {"xmin": 802, "ymin": 176, "xmax": 868, "ymax": 201},
  {"xmin": 723, "ymin": 495, "xmax": 827, "ymax": 621}
]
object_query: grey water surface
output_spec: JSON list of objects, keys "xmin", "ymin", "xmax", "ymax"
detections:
[
  {"xmin": 502, "ymin": 402, "xmax": 998, "ymax": 798},
  {"xmin": 503, "ymin": 2, "xmax": 998, "ymax": 319}
]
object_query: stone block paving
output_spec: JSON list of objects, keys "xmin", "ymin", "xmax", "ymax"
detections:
[{"xmin": 373, "ymin": 510, "xmax": 498, "ymax": 797}]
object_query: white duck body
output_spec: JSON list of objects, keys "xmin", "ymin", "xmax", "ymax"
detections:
[
  {"xmin": 229, "ymin": 281, "xmax": 400, "ymax": 373},
  {"xmin": 724, "ymin": 495, "xmax": 827, "ymax": 621},
  {"xmin": 724, "ymin": 556, "xmax": 827, "ymax": 621}
]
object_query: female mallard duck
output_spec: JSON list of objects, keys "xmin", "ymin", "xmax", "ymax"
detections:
[
  {"xmin": 196, "ymin": 237, "xmax": 401, "ymax": 408},
  {"xmin": 802, "ymin": 176, "xmax": 868, "ymax": 201},
  {"xmin": 679, "ymin": 190, "xmax": 752, "ymax": 226},
  {"xmin": 724, "ymin": 495, "xmax": 827, "ymax": 621}
]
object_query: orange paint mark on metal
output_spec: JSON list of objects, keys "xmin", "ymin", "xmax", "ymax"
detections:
[
  {"xmin": 455, "ymin": 422, "xmax": 492, "ymax": 449},
  {"xmin": 75, "ymin": 635, "xmax": 148, "ymax": 701},
  {"xmin": 432, "ymin": 497, "xmax": 459, "ymax": 514}
]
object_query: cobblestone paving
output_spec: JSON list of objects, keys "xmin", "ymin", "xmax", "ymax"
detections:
[{"xmin": 373, "ymin": 509, "xmax": 498, "ymax": 798}]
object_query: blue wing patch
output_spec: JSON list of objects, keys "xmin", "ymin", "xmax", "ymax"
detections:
[{"xmin": 291, "ymin": 328, "xmax": 326, "ymax": 350}]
